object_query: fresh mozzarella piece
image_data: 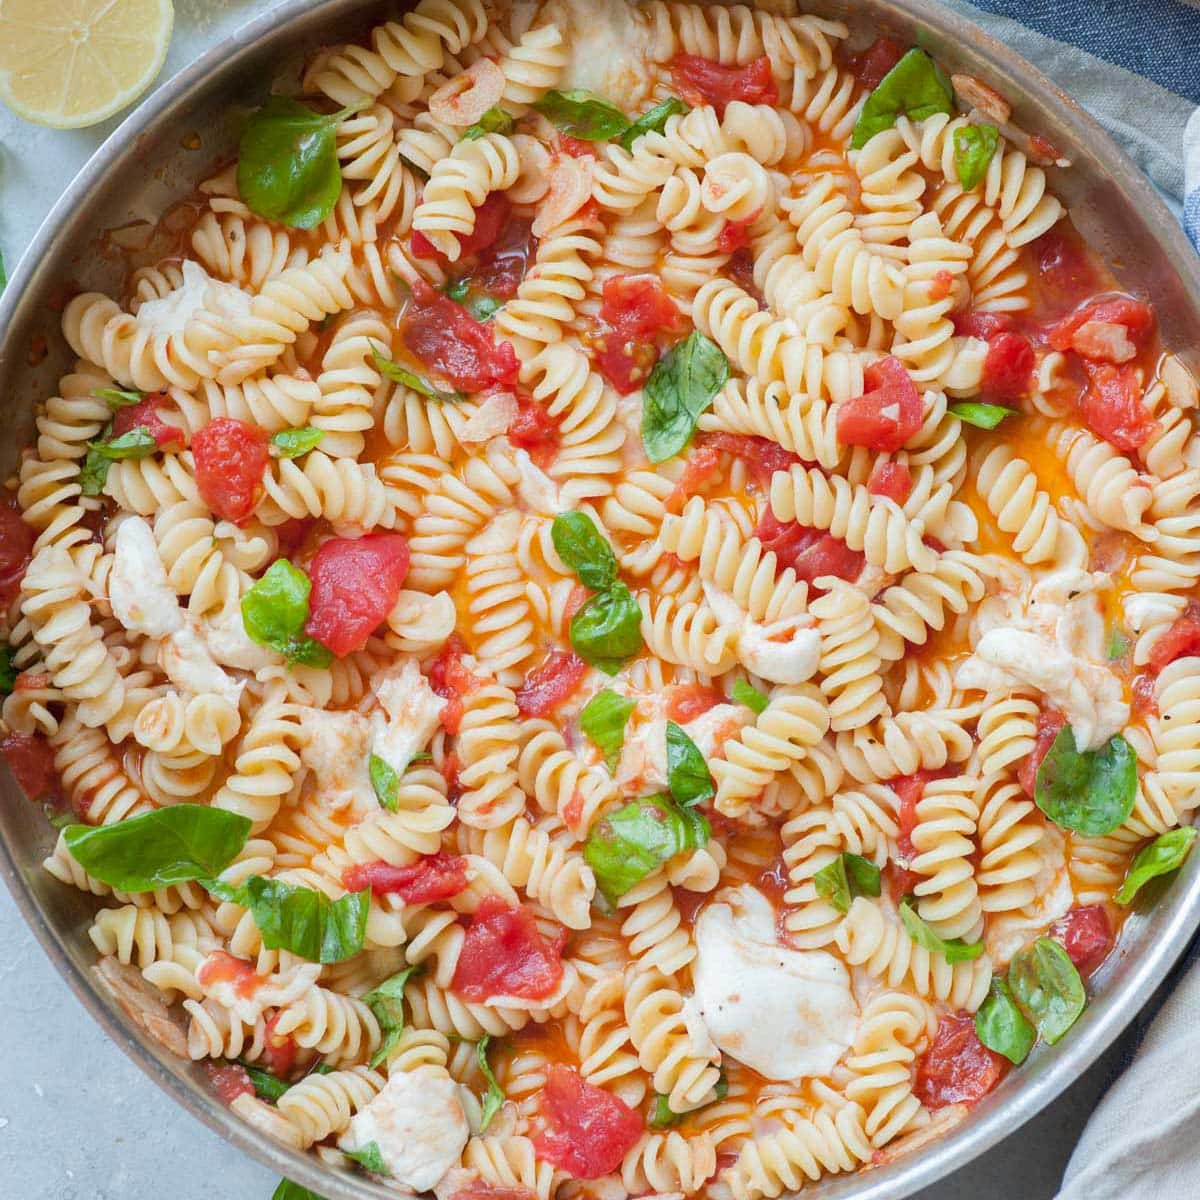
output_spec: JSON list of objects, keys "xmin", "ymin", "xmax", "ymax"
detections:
[
  {"xmin": 159, "ymin": 623, "xmax": 244, "ymax": 707},
  {"xmin": 681, "ymin": 993, "xmax": 720, "ymax": 1059},
  {"xmin": 339, "ymin": 1066, "xmax": 470, "ymax": 1193},
  {"xmin": 510, "ymin": 447, "xmax": 565, "ymax": 516},
  {"xmin": 985, "ymin": 827, "xmax": 1073, "ymax": 968},
  {"xmin": 704, "ymin": 582, "xmax": 821, "ymax": 685},
  {"xmin": 300, "ymin": 708, "xmax": 375, "ymax": 817},
  {"xmin": 110, "ymin": 516, "xmax": 184, "ymax": 638},
  {"xmin": 370, "ymin": 659, "xmax": 447, "ymax": 777},
  {"xmin": 460, "ymin": 391, "xmax": 518, "ymax": 444},
  {"xmin": 136, "ymin": 259, "xmax": 252, "ymax": 338},
  {"xmin": 201, "ymin": 604, "xmax": 279, "ymax": 672},
  {"xmin": 692, "ymin": 885, "xmax": 859, "ymax": 1080},
  {"xmin": 616, "ymin": 715, "xmax": 669, "ymax": 795},
  {"xmin": 683, "ymin": 703, "xmax": 753, "ymax": 759},
  {"xmin": 540, "ymin": 0, "xmax": 654, "ymax": 107}
]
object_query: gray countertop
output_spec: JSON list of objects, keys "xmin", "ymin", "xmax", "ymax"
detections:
[{"xmin": 0, "ymin": 1, "xmax": 1141, "ymax": 1196}]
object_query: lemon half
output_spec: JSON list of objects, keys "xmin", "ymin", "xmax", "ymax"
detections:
[{"xmin": 0, "ymin": 0, "xmax": 174, "ymax": 129}]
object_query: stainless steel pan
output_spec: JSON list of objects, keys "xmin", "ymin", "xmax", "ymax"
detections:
[{"xmin": 1, "ymin": 1, "xmax": 1197, "ymax": 1196}]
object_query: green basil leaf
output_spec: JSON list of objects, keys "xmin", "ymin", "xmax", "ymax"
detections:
[
  {"xmin": 238, "ymin": 96, "xmax": 352, "ymax": 230},
  {"xmin": 584, "ymin": 794, "xmax": 710, "ymax": 902},
  {"xmin": 953, "ymin": 123, "xmax": 1000, "ymax": 191},
  {"xmin": 444, "ymin": 278, "xmax": 471, "ymax": 302},
  {"xmin": 210, "ymin": 877, "xmax": 369, "ymax": 964},
  {"xmin": 1035, "ymin": 727, "xmax": 1136, "ymax": 837},
  {"xmin": 570, "ymin": 581, "xmax": 643, "ymax": 675},
  {"xmin": 343, "ymin": 1141, "xmax": 390, "ymax": 1176},
  {"xmin": 80, "ymin": 446, "xmax": 111, "ymax": 495},
  {"xmin": 666, "ymin": 720, "xmax": 713, "ymax": 807},
  {"xmin": 0, "ymin": 646, "xmax": 15, "ymax": 696},
  {"xmin": 64, "ymin": 806, "xmax": 251, "ymax": 892},
  {"xmin": 551, "ymin": 510, "xmax": 619, "ymax": 590},
  {"xmin": 642, "ymin": 331, "xmax": 729, "ymax": 463},
  {"xmin": 533, "ymin": 89, "xmax": 630, "ymax": 141},
  {"xmin": 241, "ymin": 559, "xmax": 333, "ymax": 668},
  {"xmin": 949, "ymin": 401, "xmax": 1014, "ymax": 430},
  {"xmin": 369, "ymin": 754, "xmax": 400, "ymax": 813},
  {"xmin": 272, "ymin": 1181, "xmax": 329, "ymax": 1200},
  {"xmin": 462, "ymin": 106, "xmax": 516, "ymax": 141},
  {"xmin": 364, "ymin": 965, "xmax": 420, "ymax": 1068},
  {"xmin": 271, "ymin": 426, "xmax": 324, "ymax": 458},
  {"xmin": 619, "ymin": 96, "xmax": 689, "ymax": 151},
  {"xmin": 851, "ymin": 48, "xmax": 954, "ymax": 149},
  {"xmin": 476, "ymin": 1036, "xmax": 505, "ymax": 1132},
  {"xmin": 1106, "ymin": 628, "xmax": 1130, "ymax": 661},
  {"xmin": 467, "ymin": 294, "xmax": 502, "ymax": 322},
  {"xmin": 1116, "ymin": 826, "xmax": 1197, "ymax": 905},
  {"xmin": 94, "ymin": 387, "xmax": 144, "ymax": 409},
  {"xmin": 580, "ymin": 689, "xmax": 637, "ymax": 772},
  {"xmin": 843, "ymin": 852, "xmax": 883, "ymax": 898},
  {"xmin": 975, "ymin": 977, "xmax": 1037, "ymax": 1065},
  {"xmin": 372, "ymin": 346, "xmax": 463, "ymax": 402},
  {"xmin": 47, "ymin": 806, "xmax": 75, "ymax": 831},
  {"xmin": 731, "ymin": 679, "xmax": 768, "ymax": 714},
  {"xmin": 899, "ymin": 896, "xmax": 984, "ymax": 963},
  {"xmin": 236, "ymin": 1060, "xmax": 292, "ymax": 1103},
  {"xmin": 92, "ymin": 426, "xmax": 158, "ymax": 460},
  {"xmin": 1008, "ymin": 937, "xmax": 1086, "ymax": 1045},
  {"xmin": 649, "ymin": 1093, "xmax": 681, "ymax": 1128},
  {"xmin": 814, "ymin": 852, "xmax": 882, "ymax": 914}
]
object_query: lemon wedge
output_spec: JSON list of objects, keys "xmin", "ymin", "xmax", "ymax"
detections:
[{"xmin": 0, "ymin": 0, "xmax": 174, "ymax": 129}]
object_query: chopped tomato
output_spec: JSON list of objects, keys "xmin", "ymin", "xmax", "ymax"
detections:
[
  {"xmin": 429, "ymin": 636, "xmax": 480, "ymax": 735},
  {"xmin": 1051, "ymin": 905, "xmax": 1115, "ymax": 975},
  {"xmin": 886, "ymin": 861, "xmax": 922, "ymax": 904},
  {"xmin": 559, "ymin": 134, "xmax": 598, "ymax": 159},
  {"xmin": 666, "ymin": 683, "xmax": 722, "ymax": 724},
  {"xmin": 563, "ymin": 585, "xmax": 590, "ymax": 625},
  {"xmin": 593, "ymin": 333, "xmax": 659, "ymax": 395},
  {"xmin": 1019, "ymin": 708, "xmax": 1066, "ymax": 798},
  {"xmin": 197, "ymin": 950, "xmax": 260, "ymax": 998},
  {"xmin": 0, "ymin": 502, "xmax": 35, "ymax": 608},
  {"xmin": 981, "ymin": 332, "xmax": 1035, "ymax": 403},
  {"xmin": 601, "ymin": 275, "xmax": 682, "ymax": 341},
  {"xmin": 1078, "ymin": 362, "xmax": 1159, "ymax": 453},
  {"xmin": 1132, "ymin": 672, "xmax": 1158, "ymax": 717},
  {"xmin": 717, "ymin": 218, "xmax": 754, "ymax": 254},
  {"xmin": 452, "ymin": 1184, "xmax": 536, "ymax": 1200},
  {"xmin": 727, "ymin": 247, "xmax": 759, "ymax": 294},
  {"xmin": 507, "ymin": 393, "xmax": 561, "ymax": 469},
  {"xmin": 343, "ymin": 852, "xmax": 470, "ymax": 902},
  {"xmin": 892, "ymin": 771, "xmax": 938, "ymax": 866},
  {"xmin": 867, "ymin": 460, "xmax": 913, "ymax": 505},
  {"xmin": 929, "ymin": 269, "xmax": 954, "ymax": 301},
  {"xmin": 532, "ymin": 1065, "xmax": 644, "ymax": 1179},
  {"xmin": 261, "ymin": 1011, "xmax": 300, "ymax": 1078},
  {"xmin": 1032, "ymin": 225, "xmax": 1097, "ymax": 312},
  {"xmin": 413, "ymin": 192, "xmax": 513, "ymax": 262},
  {"xmin": 112, "ymin": 393, "xmax": 185, "ymax": 450},
  {"xmin": 515, "ymin": 650, "xmax": 588, "ymax": 717},
  {"xmin": 836, "ymin": 356, "xmax": 923, "ymax": 453},
  {"xmin": 1029, "ymin": 133, "xmax": 1061, "ymax": 163},
  {"xmin": 754, "ymin": 511, "xmax": 865, "ymax": 585},
  {"xmin": 304, "ymin": 533, "xmax": 411, "ymax": 658},
  {"xmin": 402, "ymin": 278, "xmax": 519, "ymax": 393},
  {"xmin": 914, "ymin": 1013, "xmax": 1007, "ymax": 1109},
  {"xmin": 702, "ymin": 432, "xmax": 801, "ymax": 494},
  {"xmin": 471, "ymin": 215, "xmax": 536, "ymax": 300},
  {"xmin": 205, "ymin": 1062, "xmax": 255, "ymax": 1105},
  {"xmin": 1, "ymin": 732, "xmax": 57, "ymax": 802},
  {"xmin": 14, "ymin": 672, "xmax": 50, "ymax": 692},
  {"xmin": 669, "ymin": 54, "xmax": 778, "ymax": 114},
  {"xmin": 1049, "ymin": 296, "xmax": 1155, "ymax": 357},
  {"xmin": 273, "ymin": 517, "xmax": 316, "ymax": 559},
  {"xmin": 849, "ymin": 36, "xmax": 906, "ymax": 88},
  {"xmin": 441, "ymin": 751, "xmax": 463, "ymax": 804},
  {"xmin": 192, "ymin": 418, "xmax": 270, "ymax": 524},
  {"xmin": 952, "ymin": 311, "xmax": 1013, "ymax": 340},
  {"xmin": 452, "ymin": 897, "xmax": 566, "ymax": 1002},
  {"xmin": 1147, "ymin": 602, "xmax": 1200, "ymax": 673},
  {"xmin": 664, "ymin": 443, "xmax": 723, "ymax": 514}
]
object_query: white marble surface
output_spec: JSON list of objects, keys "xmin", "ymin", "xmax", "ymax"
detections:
[{"xmin": 0, "ymin": 2, "xmax": 1136, "ymax": 1197}]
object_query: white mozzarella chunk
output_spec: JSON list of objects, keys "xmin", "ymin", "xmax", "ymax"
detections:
[
  {"xmin": 616, "ymin": 715, "xmax": 669, "ymax": 795},
  {"xmin": 985, "ymin": 827, "xmax": 1073, "ymax": 968},
  {"xmin": 370, "ymin": 658, "xmax": 447, "ymax": 777},
  {"xmin": 110, "ymin": 516, "xmax": 184, "ymax": 638},
  {"xmin": 541, "ymin": 0, "xmax": 654, "ymax": 107},
  {"xmin": 338, "ymin": 1066, "xmax": 470, "ymax": 1192},
  {"xmin": 300, "ymin": 708, "xmax": 375, "ymax": 817},
  {"xmin": 511, "ymin": 447, "xmax": 565, "ymax": 516},
  {"xmin": 704, "ymin": 582, "xmax": 820, "ymax": 685},
  {"xmin": 683, "ymin": 703, "xmax": 753, "ymax": 759},
  {"xmin": 692, "ymin": 885, "xmax": 859, "ymax": 1080},
  {"xmin": 159, "ymin": 624, "xmax": 244, "ymax": 707},
  {"xmin": 201, "ymin": 604, "xmax": 279, "ymax": 672},
  {"xmin": 136, "ymin": 259, "xmax": 252, "ymax": 338}
]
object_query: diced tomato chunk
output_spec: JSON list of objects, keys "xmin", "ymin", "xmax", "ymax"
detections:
[
  {"xmin": 470, "ymin": 216, "xmax": 536, "ymax": 300},
  {"xmin": 197, "ymin": 950, "xmax": 260, "ymax": 998},
  {"xmin": 669, "ymin": 54, "xmax": 778, "ymax": 114},
  {"xmin": 717, "ymin": 218, "xmax": 754, "ymax": 254},
  {"xmin": 273, "ymin": 517, "xmax": 315, "ymax": 559},
  {"xmin": 515, "ymin": 650, "xmax": 588, "ymax": 717},
  {"xmin": 664, "ymin": 444, "xmax": 723, "ymax": 514},
  {"xmin": 849, "ymin": 36, "xmax": 906, "ymax": 88},
  {"xmin": 929, "ymin": 269, "xmax": 954, "ymax": 301},
  {"xmin": 702, "ymin": 432, "xmax": 801, "ymax": 494},
  {"xmin": 891, "ymin": 770, "xmax": 943, "ymax": 866},
  {"xmin": 666, "ymin": 683, "xmax": 723, "ymax": 724},
  {"xmin": 112, "ymin": 393, "xmax": 185, "ymax": 450},
  {"xmin": 952, "ymin": 311, "xmax": 1014, "ymax": 340},
  {"xmin": 532, "ymin": 1065, "xmax": 644, "ymax": 1179},
  {"xmin": 1032, "ymin": 225, "xmax": 1097, "ymax": 310},
  {"xmin": 452, "ymin": 1184, "xmax": 536, "ymax": 1200},
  {"xmin": 507, "ymin": 393, "xmax": 561, "ymax": 469},
  {"xmin": 1049, "ymin": 296, "xmax": 1156, "ymax": 356},
  {"xmin": 192, "ymin": 418, "xmax": 270, "ymax": 524},
  {"xmin": 867, "ymin": 459, "xmax": 913, "ymax": 505},
  {"xmin": 593, "ymin": 334, "xmax": 659, "ymax": 395},
  {"xmin": 1, "ymin": 732, "xmax": 57, "ymax": 802},
  {"xmin": 452, "ymin": 897, "xmax": 566, "ymax": 1002},
  {"xmin": 754, "ymin": 511, "xmax": 864, "ymax": 585},
  {"xmin": 914, "ymin": 1013, "xmax": 1007, "ymax": 1109},
  {"xmin": 0, "ymin": 502, "xmax": 35, "ymax": 609},
  {"xmin": 429, "ymin": 636, "xmax": 480, "ymax": 735},
  {"xmin": 727, "ymin": 247, "xmax": 759, "ymax": 294},
  {"xmin": 1051, "ymin": 905, "xmax": 1115, "ymax": 976},
  {"xmin": 343, "ymin": 852, "xmax": 470, "ymax": 902},
  {"xmin": 261, "ymin": 1010, "xmax": 300, "ymax": 1077},
  {"xmin": 413, "ymin": 192, "xmax": 513, "ymax": 262},
  {"xmin": 205, "ymin": 1062, "xmax": 255, "ymax": 1105},
  {"xmin": 558, "ymin": 134, "xmax": 598, "ymax": 159},
  {"xmin": 304, "ymin": 533, "xmax": 410, "ymax": 658},
  {"xmin": 601, "ymin": 275, "xmax": 682, "ymax": 341},
  {"xmin": 403, "ymin": 278, "xmax": 519, "ymax": 393},
  {"xmin": 981, "ymin": 332, "xmax": 1035, "ymax": 403},
  {"xmin": 836, "ymin": 356, "xmax": 923, "ymax": 453},
  {"xmin": 1147, "ymin": 601, "xmax": 1200, "ymax": 673},
  {"xmin": 1019, "ymin": 708, "xmax": 1066, "ymax": 798},
  {"xmin": 1078, "ymin": 362, "xmax": 1159, "ymax": 453}
]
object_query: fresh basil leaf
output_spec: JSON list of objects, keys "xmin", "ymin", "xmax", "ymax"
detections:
[
  {"xmin": 1106, "ymin": 628, "xmax": 1130, "ymax": 660},
  {"xmin": 238, "ymin": 96, "xmax": 355, "ymax": 230},
  {"xmin": 272, "ymin": 1181, "xmax": 329, "ymax": 1200},
  {"xmin": 851, "ymin": 48, "xmax": 954, "ymax": 149},
  {"xmin": 843, "ymin": 852, "xmax": 882, "ymax": 898},
  {"xmin": 814, "ymin": 853, "xmax": 882, "ymax": 914},
  {"xmin": 372, "ymin": 346, "xmax": 463, "ymax": 402},
  {"xmin": 533, "ymin": 89, "xmax": 630, "ymax": 141},
  {"xmin": 642, "ymin": 331, "xmax": 729, "ymax": 463},
  {"xmin": 570, "ymin": 581, "xmax": 644, "ymax": 675},
  {"xmin": 241, "ymin": 559, "xmax": 333, "ymax": 668},
  {"xmin": 271, "ymin": 427, "xmax": 323, "ymax": 458},
  {"xmin": 80, "ymin": 446, "xmax": 112, "ymax": 496},
  {"xmin": 0, "ymin": 646, "xmax": 15, "ymax": 696},
  {"xmin": 1008, "ymin": 937, "xmax": 1086, "ymax": 1045},
  {"xmin": 210, "ymin": 877, "xmax": 369, "ymax": 964},
  {"xmin": 584, "ymin": 794, "xmax": 710, "ymax": 902},
  {"xmin": 94, "ymin": 387, "xmax": 144, "ymax": 409},
  {"xmin": 650, "ymin": 1093, "xmax": 681, "ymax": 1128},
  {"xmin": 975, "ymin": 977, "xmax": 1036, "ymax": 1065},
  {"xmin": 64, "ymin": 806, "xmax": 251, "ymax": 892},
  {"xmin": 467, "ymin": 294, "xmax": 502, "ymax": 322},
  {"xmin": 580, "ymin": 689, "xmax": 637, "ymax": 773},
  {"xmin": 476, "ymin": 1036, "xmax": 505, "ymax": 1132},
  {"xmin": 899, "ymin": 896, "xmax": 984, "ymax": 963},
  {"xmin": 1035, "ymin": 727, "xmax": 1136, "ymax": 837},
  {"xmin": 949, "ymin": 401, "xmax": 1013, "ymax": 430},
  {"xmin": 46, "ymin": 806, "xmax": 75, "ymax": 831},
  {"xmin": 551, "ymin": 511, "xmax": 619, "ymax": 590},
  {"xmin": 666, "ymin": 721, "xmax": 713, "ymax": 807},
  {"xmin": 619, "ymin": 96, "xmax": 689, "ymax": 151},
  {"xmin": 462, "ymin": 106, "xmax": 516, "ymax": 141},
  {"xmin": 236, "ymin": 1060, "xmax": 292, "ymax": 1103},
  {"xmin": 953, "ymin": 123, "xmax": 1000, "ymax": 191},
  {"xmin": 444, "ymin": 277, "xmax": 471, "ymax": 302},
  {"xmin": 364, "ymin": 965, "xmax": 420, "ymax": 1068},
  {"xmin": 343, "ymin": 1141, "xmax": 390, "ymax": 1176},
  {"xmin": 731, "ymin": 679, "xmax": 768, "ymax": 714},
  {"xmin": 369, "ymin": 754, "xmax": 400, "ymax": 813},
  {"xmin": 1116, "ymin": 827, "xmax": 1197, "ymax": 905}
]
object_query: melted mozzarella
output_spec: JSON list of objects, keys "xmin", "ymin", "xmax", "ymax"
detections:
[
  {"xmin": 692, "ymin": 886, "xmax": 858, "ymax": 1080},
  {"xmin": 985, "ymin": 826, "xmax": 1073, "ymax": 968},
  {"xmin": 684, "ymin": 703, "xmax": 753, "ymax": 759},
  {"xmin": 370, "ymin": 659, "xmax": 447, "ymax": 777},
  {"xmin": 300, "ymin": 708, "xmax": 375, "ymax": 816},
  {"xmin": 539, "ymin": 0, "xmax": 654, "ymax": 107},
  {"xmin": 705, "ymin": 583, "xmax": 821, "ymax": 685},
  {"xmin": 136, "ymin": 259, "xmax": 252, "ymax": 339},
  {"xmin": 201, "ymin": 604, "xmax": 279, "ymax": 672},
  {"xmin": 110, "ymin": 517, "xmax": 183, "ymax": 638},
  {"xmin": 616, "ymin": 715, "xmax": 669, "ymax": 794},
  {"xmin": 511, "ymin": 447, "xmax": 564, "ymax": 516},
  {"xmin": 159, "ymin": 624, "xmax": 244, "ymax": 707},
  {"xmin": 339, "ymin": 1066, "xmax": 470, "ymax": 1192}
]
